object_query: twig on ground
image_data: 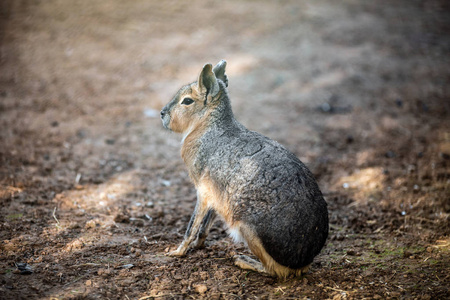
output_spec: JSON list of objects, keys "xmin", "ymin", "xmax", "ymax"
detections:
[
  {"xmin": 75, "ymin": 173, "xmax": 82, "ymax": 184},
  {"xmin": 63, "ymin": 273, "xmax": 90, "ymax": 287},
  {"xmin": 325, "ymin": 286, "xmax": 351, "ymax": 294},
  {"xmin": 73, "ymin": 263, "xmax": 103, "ymax": 267},
  {"xmin": 139, "ymin": 293, "xmax": 186, "ymax": 300},
  {"xmin": 53, "ymin": 207, "xmax": 61, "ymax": 227}
]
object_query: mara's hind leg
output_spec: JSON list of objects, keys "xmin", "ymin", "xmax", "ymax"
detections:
[
  {"xmin": 234, "ymin": 224, "xmax": 306, "ymax": 278},
  {"xmin": 234, "ymin": 254, "xmax": 310, "ymax": 277},
  {"xmin": 234, "ymin": 255, "xmax": 267, "ymax": 274}
]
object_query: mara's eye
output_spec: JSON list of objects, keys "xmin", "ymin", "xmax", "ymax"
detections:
[{"xmin": 181, "ymin": 97, "xmax": 194, "ymax": 105}]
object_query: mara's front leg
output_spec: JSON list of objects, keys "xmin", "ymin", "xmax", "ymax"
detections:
[
  {"xmin": 167, "ymin": 191, "xmax": 214, "ymax": 257},
  {"xmin": 192, "ymin": 209, "xmax": 216, "ymax": 249}
]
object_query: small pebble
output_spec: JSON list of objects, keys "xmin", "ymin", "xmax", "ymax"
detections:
[
  {"xmin": 194, "ymin": 284, "xmax": 208, "ymax": 294},
  {"xmin": 85, "ymin": 219, "xmax": 97, "ymax": 229},
  {"xmin": 14, "ymin": 263, "xmax": 33, "ymax": 275},
  {"xmin": 385, "ymin": 151, "xmax": 396, "ymax": 158},
  {"xmin": 121, "ymin": 264, "xmax": 134, "ymax": 269}
]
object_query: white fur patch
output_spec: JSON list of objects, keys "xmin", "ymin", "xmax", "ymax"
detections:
[
  {"xmin": 229, "ymin": 227, "xmax": 245, "ymax": 244},
  {"xmin": 181, "ymin": 125, "xmax": 194, "ymax": 144}
]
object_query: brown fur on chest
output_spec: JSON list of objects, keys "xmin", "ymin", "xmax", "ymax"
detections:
[
  {"xmin": 181, "ymin": 129, "xmax": 203, "ymax": 184},
  {"xmin": 180, "ymin": 111, "xmax": 213, "ymax": 184}
]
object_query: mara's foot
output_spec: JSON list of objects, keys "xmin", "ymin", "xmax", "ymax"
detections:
[
  {"xmin": 166, "ymin": 246, "xmax": 187, "ymax": 257},
  {"xmin": 234, "ymin": 255, "xmax": 267, "ymax": 274}
]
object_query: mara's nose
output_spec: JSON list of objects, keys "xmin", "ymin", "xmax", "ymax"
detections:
[{"xmin": 160, "ymin": 109, "xmax": 166, "ymax": 118}]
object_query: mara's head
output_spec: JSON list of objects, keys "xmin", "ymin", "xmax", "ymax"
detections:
[{"xmin": 160, "ymin": 60, "xmax": 229, "ymax": 134}]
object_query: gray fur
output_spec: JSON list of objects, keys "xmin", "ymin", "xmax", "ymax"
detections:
[
  {"xmin": 161, "ymin": 60, "xmax": 328, "ymax": 271},
  {"xmin": 195, "ymin": 95, "xmax": 328, "ymax": 268}
]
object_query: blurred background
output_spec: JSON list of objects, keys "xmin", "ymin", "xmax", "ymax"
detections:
[{"xmin": 0, "ymin": 0, "xmax": 449, "ymax": 299}]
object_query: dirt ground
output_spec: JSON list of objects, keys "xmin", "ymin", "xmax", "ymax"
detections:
[{"xmin": 1, "ymin": 0, "xmax": 449, "ymax": 299}]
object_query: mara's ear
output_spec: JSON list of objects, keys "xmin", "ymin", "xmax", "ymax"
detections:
[
  {"xmin": 198, "ymin": 63, "xmax": 220, "ymax": 97},
  {"xmin": 213, "ymin": 59, "xmax": 228, "ymax": 87}
]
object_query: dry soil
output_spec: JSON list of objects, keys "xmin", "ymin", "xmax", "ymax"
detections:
[{"xmin": 0, "ymin": 1, "xmax": 449, "ymax": 299}]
